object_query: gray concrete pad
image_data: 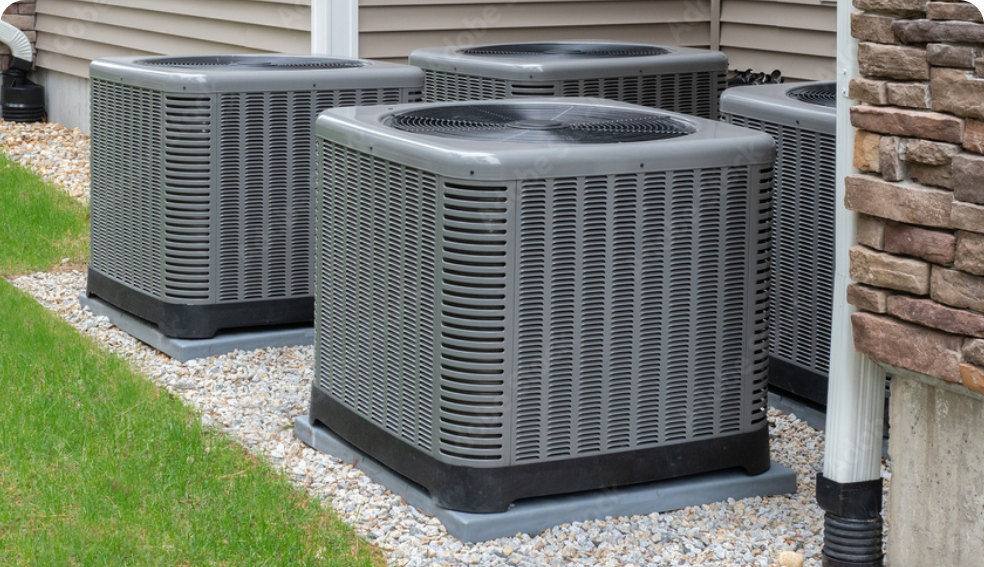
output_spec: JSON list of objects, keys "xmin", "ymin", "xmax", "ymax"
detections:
[
  {"xmin": 79, "ymin": 293, "xmax": 313, "ymax": 362},
  {"xmin": 768, "ymin": 391, "xmax": 890, "ymax": 458},
  {"xmin": 768, "ymin": 391, "xmax": 828, "ymax": 432},
  {"xmin": 294, "ymin": 415, "xmax": 798, "ymax": 543}
]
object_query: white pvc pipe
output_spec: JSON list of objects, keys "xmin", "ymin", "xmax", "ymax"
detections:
[
  {"xmin": 311, "ymin": 0, "xmax": 359, "ymax": 58},
  {"xmin": 823, "ymin": 0, "xmax": 886, "ymax": 484},
  {"xmin": 0, "ymin": 19, "xmax": 32, "ymax": 63}
]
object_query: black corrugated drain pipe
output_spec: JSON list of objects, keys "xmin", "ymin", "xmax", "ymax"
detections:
[{"xmin": 816, "ymin": 474, "xmax": 884, "ymax": 567}]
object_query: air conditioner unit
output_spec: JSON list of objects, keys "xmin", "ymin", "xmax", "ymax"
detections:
[
  {"xmin": 720, "ymin": 81, "xmax": 836, "ymax": 406},
  {"xmin": 310, "ymin": 99, "xmax": 775, "ymax": 513},
  {"xmin": 409, "ymin": 41, "xmax": 728, "ymax": 119},
  {"xmin": 87, "ymin": 55, "xmax": 424, "ymax": 339}
]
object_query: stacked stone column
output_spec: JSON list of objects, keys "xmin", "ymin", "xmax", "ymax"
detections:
[
  {"xmin": 847, "ymin": 0, "xmax": 984, "ymax": 397},
  {"xmin": 1, "ymin": 0, "xmax": 36, "ymax": 70}
]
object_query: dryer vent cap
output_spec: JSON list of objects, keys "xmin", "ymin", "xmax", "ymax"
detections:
[
  {"xmin": 135, "ymin": 55, "xmax": 366, "ymax": 69},
  {"xmin": 457, "ymin": 42, "xmax": 670, "ymax": 59},
  {"xmin": 384, "ymin": 102, "xmax": 695, "ymax": 144}
]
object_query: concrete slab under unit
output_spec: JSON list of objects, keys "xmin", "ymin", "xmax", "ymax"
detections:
[
  {"xmin": 768, "ymin": 391, "xmax": 828, "ymax": 432},
  {"xmin": 294, "ymin": 415, "xmax": 798, "ymax": 543},
  {"xmin": 768, "ymin": 391, "xmax": 891, "ymax": 458},
  {"xmin": 79, "ymin": 293, "xmax": 314, "ymax": 362}
]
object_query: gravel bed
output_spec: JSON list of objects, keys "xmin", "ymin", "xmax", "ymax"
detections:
[
  {"xmin": 11, "ymin": 269, "xmax": 858, "ymax": 567},
  {"xmin": 3, "ymin": 118, "xmax": 891, "ymax": 566},
  {"xmin": 0, "ymin": 120, "xmax": 90, "ymax": 203}
]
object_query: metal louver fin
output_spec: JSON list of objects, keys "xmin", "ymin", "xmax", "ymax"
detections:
[
  {"xmin": 136, "ymin": 55, "xmax": 365, "ymax": 69},
  {"xmin": 458, "ymin": 43, "xmax": 670, "ymax": 58},
  {"xmin": 787, "ymin": 83, "xmax": 837, "ymax": 107},
  {"xmin": 384, "ymin": 103, "xmax": 695, "ymax": 144}
]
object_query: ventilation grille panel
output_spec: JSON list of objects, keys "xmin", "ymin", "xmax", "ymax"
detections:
[
  {"xmin": 458, "ymin": 43, "xmax": 670, "ymax": 58},
  {"xmin": 509, "ymin": 83, "xmax": 559, "ymax": 98},
  {"xmin": 161, "ymin": 93, "xmax": 214, "ymax": 301},
  {"xmin": 421, "ymin": 70, "xmax": 725, "ymax": 118},
  {"xmin": 724, "ymin": 114, "xmax": 835, "ymax": 375},
  {"xmin": 318, "ymin": 141, "xmax": 439, "ymax": 453},
  {"xmin": 423, "ymin": 70, "xmax": 508, "ymax": 102},
  {"xmin": 560, "ymin": 72, "xmax": 726, "ymax": 119},
  {"xmin": 787, "ymin": 83, "xmax": 837, "ymax": 107},
  {"xmin": 317, "ymin": 142, "xmax": 771, "ymax": 466},
  {"xmin": 513, "ymin": 168, "xmax": 770, "ymax": 462},
  {"xmin": 436, "ymin": 181, "xmax": 511, "ymax": 462},
  {"xmin": 137, "ymin": 55, "xmax": 365, "ymax": 69},
  {"xmin": 217, "ymin": 88, "xmax": 413, "ymax": 303},
  {"xmin": 90, "ymin": 79, "xmax": 164, "ymax": 297}
]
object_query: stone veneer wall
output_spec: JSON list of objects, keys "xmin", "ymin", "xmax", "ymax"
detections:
[
  {"xmin": 846, "ymin": 0, "xmax": 984, "ymax": 395},
  {"xmin": 1, "ymin": 0, "xmax": 36, "ymax": 70},
  {"xmin": 847, "ymin": 3, "xmax": 984, "ymax": 564}
]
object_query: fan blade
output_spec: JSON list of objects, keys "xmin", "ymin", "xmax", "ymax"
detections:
[
  {"xmin": 459, "ymin": 42, "xmax": 669, "ymax": 59},
  {"xmin": 386, "ymin": 103, "xmax": 694, "ymax": 144}
]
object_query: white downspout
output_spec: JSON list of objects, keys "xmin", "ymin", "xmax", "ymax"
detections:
[
  {"xmin": 826, "ymin": 0, "xmax": 885, "ymax": 491},
  {"xmin": 0, "ymin": 19, "xmax": 33, "ymax": 64},
  {"xmin": 815, "ymin": 0, "xmax": 885, "ymax": 565},
  {"xmin": 311, "ymin": 0, "xmax": 359, "ymax": 58}
]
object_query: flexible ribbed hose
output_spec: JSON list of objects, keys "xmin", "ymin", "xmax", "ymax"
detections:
[{"xmin": 0, "ymin": 19, "xmax": 33, "ymax": 63}]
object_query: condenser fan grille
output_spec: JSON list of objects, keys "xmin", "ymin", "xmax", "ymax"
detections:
[
  {"xmin": 385, "ymin": 103, "xmax": 695, "ymax": 143},
  {"xmin": 135, "ymin": 55, "xmax": 365, "ymax": 69},
  {"xmin": 458, "ymin": 42, "xmax": 670, "ymax": 58},
  {"xmin": 787, "ymin": 82, "xmax": 837, "ymax": 107}
]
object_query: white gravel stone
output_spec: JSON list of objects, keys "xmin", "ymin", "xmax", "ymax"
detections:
[
  {"xmin": 3, "ymin": 119, "xmax": 892, "ymax": 566},
  {"xmin": 0, "ymin": 120, "xmax": 89, "ymax": 204},
  {"xmin": 10, "ymin": 268, "xmax": 894, "ymax": 567}
]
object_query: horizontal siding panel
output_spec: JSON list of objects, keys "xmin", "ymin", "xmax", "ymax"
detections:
[
  {"xmin": 36, "ymin": 33, "xmax": 153, "ymax": 59},
  {"xmin": 736, "ymin": 0, "xmax": 833, "ymax": 6},
  {"xmin": 718, "ymin": 0, "xmax": 834, "ymax": 78},
  {"xmin": 37, "ymin": 48, "xmax": 117, "ymax": 77},
  {"xmin": 39, "ymin": 0, "xmax": 310, "ymax": 31},
  {"xmin": 722, "ymin": 47, "xmax": 834, "ymax": 80},
  {"xmin": 362, "ymin": 0, "xmax": 633, "ymax": 5},
  {"xmin": 361, "ymin": 1, "xmax": 701, "ymax": 32},
  {"xmin": 359, "ymin": 0, "xmax": 711, "ymax": 67},
  {"xmin": 721, "ymin": 0, "xmax": 834, "ymax": 32},
  {"xmin": 38, "ymin": 13, "xmax": 309, "ymax": 53},
  {"xmin": 37, "ymin": 0, "xmax": 834, "ymax": 81},
  {"xmin": 361, "ymin": 23, "xmax": 711, "ymax": 60},
  {"xmin": 720, "ymin": 23, "xmax": 834, "ymax": 57},
  {"xmin": 36, "ymin": 0, "xmax": 310, "ymax": 78},
  {"xmin": 37, "ymin": 16, "xmax": 276, "ymax": 58}
]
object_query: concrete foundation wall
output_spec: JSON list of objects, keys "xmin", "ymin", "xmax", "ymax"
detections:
[
  {"xmin": 33, "ymin": 67, "xmax": 89, "ymax": 133},
  {"xmin": 888, "ymin": 374, "xmax": 984, "ymax": 567}
]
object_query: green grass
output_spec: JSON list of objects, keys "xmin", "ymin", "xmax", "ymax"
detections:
[
  {"xmin": 0, "ymin": 156, "xmax": 379, "ymax": 566},
  {"xmin": 0, "ymin": 153, "xmax": 89, "ymax": 274}
]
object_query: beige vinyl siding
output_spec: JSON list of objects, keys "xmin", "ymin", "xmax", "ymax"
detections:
[
  {"xmin": 35, "ymin": 0, "xmax": 311, "ymax": 78},
  {"xmin": 359, "ymin": 0, "xmax": 712, "ymax": 63},
  {"xmin": 35, "ymin": 0, "xmax": 833, "ymax": 83},
  {"xmin": 719, "ymin": 0, "xmax": 836, "ymax": 81}
]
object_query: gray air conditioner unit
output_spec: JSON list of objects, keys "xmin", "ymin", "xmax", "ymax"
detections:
[
  {"xmin": 87, "ymin": 55, "xmax": 424, "ymax": 339},
  {"xmin": 720, "ymin": 80, "xmax": 836, "ymax": 406},
  {"xmin": 310, "ymin": 98, "xmax": 775, "ymax": 513},
  {"xmin": 408, "ymin": 41, "xmax": 728, "ymax": 119}
]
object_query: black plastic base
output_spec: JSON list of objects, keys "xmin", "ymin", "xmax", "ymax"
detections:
[
  {"xmin": 87, "ymin": 269, "xmax": 314, "ymax": 339},
  {"xmin": 816, "ymin": 474, "xmax": 884, "ymax": 567},
  {"xmin": 310, "ymin": 386, "xmax": 772, "ymax": 513},
  {"xmin": 769, "ymin": 355, "xmax": 829, "ymax": 407},
  {"xmin": 2, "ymin": 69, "xmax": 45, "ymax": 123}
]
